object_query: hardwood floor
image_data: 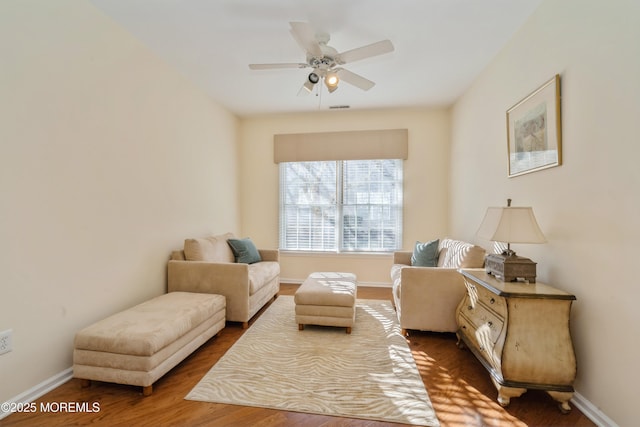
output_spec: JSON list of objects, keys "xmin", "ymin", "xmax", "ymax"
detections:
[{"xmin": 2, "ymin": 284, "xmax": 596, "ymax": 427}]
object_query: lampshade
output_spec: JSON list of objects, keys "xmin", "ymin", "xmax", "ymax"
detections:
[{"xmin": 476, "ymin": 206, "xmax": 547, "ymax": 244}]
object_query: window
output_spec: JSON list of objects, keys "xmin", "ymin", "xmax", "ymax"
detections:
[{"xmin": 280, "ymin": 159, "xmax": 402, "ymax": 252}]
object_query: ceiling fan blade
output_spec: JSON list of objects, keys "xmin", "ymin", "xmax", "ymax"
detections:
[
  {"xmin": 336, "ymin": 68, "xmax": 376, "ymax": 91},
  {"xmin": 289, "ymin": 21, "xmax": 323, "ymax": 57},
  {"xmin": 336, "ymin": 40, "xmax": 394, "ymax": 65},
  {"xmin": 249, "ymin": 63, "xmax": 308, "ymax": 70}
]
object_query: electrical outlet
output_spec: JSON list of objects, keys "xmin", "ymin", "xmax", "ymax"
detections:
[{"xmin": 0, "ymin": 329, "xmax": 12, "ymax": 355}]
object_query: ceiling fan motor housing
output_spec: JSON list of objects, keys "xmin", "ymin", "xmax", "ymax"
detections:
[{"xmin": 308, "ymin": 55, "xmax": 336, "ymax": 70}]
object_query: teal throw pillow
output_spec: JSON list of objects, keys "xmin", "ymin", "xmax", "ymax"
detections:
[
  {"xmin": 411, "ymin": 239, "xmax": 440, "ymax": 267},
  {"xmin": 227, "ymin": 238, "xmax": 262, "ymax": 264}
]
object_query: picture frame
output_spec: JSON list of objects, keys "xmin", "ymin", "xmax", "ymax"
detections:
[{"xmin": 506, "ymin": 74, "xmax": 562, "ymax": 177}]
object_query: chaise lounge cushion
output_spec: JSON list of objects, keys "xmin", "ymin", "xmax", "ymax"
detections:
[{"xmin": 74, "ymin": 292, "xmax": 224, "ymax": 356}]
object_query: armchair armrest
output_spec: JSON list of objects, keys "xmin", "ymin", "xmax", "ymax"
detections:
[
  {"xmin": 258, "ymin": 249, "xmax": 279, "ymax": 262},
  {"xmin": 399, "ymin": 267, "xmax": 467, "ymax": 333},
  {"xmin": 393, "ymin": 251, "xmax": 412, "ymax": 265},
  {"xmin": 401, "ymin": 267, "xmax": 464, "ymax": 295}
]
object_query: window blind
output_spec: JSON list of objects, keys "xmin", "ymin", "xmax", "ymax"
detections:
[{"xmin": 279, "ymin": 159, "xmax": 402, "ymax": 252}]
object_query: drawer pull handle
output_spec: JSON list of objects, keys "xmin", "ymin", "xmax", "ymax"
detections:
[
  {"xmin": 467, "ymin": 306, "xmax": 472, "ymax": 311},
  {"xmin": 488, "ymin": 321, "xmax": 493, "ymax": 327},
  {"xmin": 490, "ymin": 298, "xmax": 495, "ymax": 304}
]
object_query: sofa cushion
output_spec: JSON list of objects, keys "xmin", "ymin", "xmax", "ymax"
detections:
[
  {"xmin": 439, "ymin": 238, "xmax": 485, "ymax": 268},
  {"xmin": 184, "ymin": 233, "xmax": 235, "ymax": 263},
  {"xmin": 410, "ymin": 239, "xmax": 439, "ymax": 267},
  {"xmin": 391, "ymin": 266, "xmax": 403, "ymax": 310},
  {"xmin": 437, "ymin": 247, "xmax": 448, "ymax": 267},
  {"xmin": 227, "ymin": 237, "xmax": 262, "ymax": 264},
  {"xmin": 459, "ymin": 245, "xmax": 486, "ymax": 268},
  {"xmin": 248, "ymin": 261, "xmax": 280, "ymax": 295},
  {"xmin": 390, "ymin": 264, "xmax": 405, "ymax": 283}
]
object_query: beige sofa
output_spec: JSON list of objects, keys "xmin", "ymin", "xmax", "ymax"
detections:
[
  {"xmin": 391, "ymin": 238, "xmax": 485, "ymax": 335},
  {"xmin": 168, "ymin": 233, "xmax": 280, "ymax": 328}
]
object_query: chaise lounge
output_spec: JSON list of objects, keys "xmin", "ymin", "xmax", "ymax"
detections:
[{"xmin": 73, "ymin": 291, "xmax": 225, "ymax": 395}]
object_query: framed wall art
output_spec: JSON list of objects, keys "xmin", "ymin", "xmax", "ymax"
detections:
[{"xmin": 506, "ymin": 74, "xmax": 562, "ymax": 177}]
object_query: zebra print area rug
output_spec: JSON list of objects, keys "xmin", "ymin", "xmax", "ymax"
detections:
[{"xmin": 185, "ymin": 295, "xmax": 439, "ymax": 426}]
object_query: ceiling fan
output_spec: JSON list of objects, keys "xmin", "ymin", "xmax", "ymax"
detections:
[{"xmin": 249, "ymin": 22, "xmax": 394, "ymax": 94}]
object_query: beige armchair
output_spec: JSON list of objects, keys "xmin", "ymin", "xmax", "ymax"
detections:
[
  {"xmin": 167, "ymin": 233, "xmax": 280, "ymax": 328},
  {"xmin": 391, "ymin": 238, "xmax": 485, "ymax": 335}
]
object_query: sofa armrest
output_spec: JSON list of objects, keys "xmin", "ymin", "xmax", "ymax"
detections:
[
  {"xmin": 168, "ymin": 260, "xmax": 252, "ymax": 323},
  {"xmin": 258, "ymin": 249, "xmax": 279, "ymax": 262},
  {"xmin": 168, "ymin": 260, "xmax": 250, "ymax": 296},
  {"xmin": 393, "ymin": 251, "xmax": 412, "ymax": 265}
]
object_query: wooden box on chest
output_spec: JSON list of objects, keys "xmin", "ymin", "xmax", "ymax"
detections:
[{"xmin": 456, "ymin": 268, "xmax": 577, "ymax": 413}]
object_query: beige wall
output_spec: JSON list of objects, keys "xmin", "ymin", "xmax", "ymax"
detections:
[
  {"xmin": 0, "ymin": 1, "xmax": 239, "ymax": 404},
  {"xmin": 450, "ymin": 0, "xmax": 640, "ymax": 425},
  {"xmin": 239, "ymin": 108, "xmax": 451, "ymax": 284}
]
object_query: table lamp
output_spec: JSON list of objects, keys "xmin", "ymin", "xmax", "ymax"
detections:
[{"xmin": 476, "ymin": 199, "xmax": 546, "ymax": 283}]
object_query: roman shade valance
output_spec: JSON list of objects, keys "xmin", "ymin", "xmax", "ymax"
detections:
[{"xmin": 273, "ymin": 129, "xmax": 408, "ymax": 163}]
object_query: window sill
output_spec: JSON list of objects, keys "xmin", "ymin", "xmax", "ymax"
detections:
[{"xmin": 279, "ymin": 250, "xmax": 394, "ymax": 258}]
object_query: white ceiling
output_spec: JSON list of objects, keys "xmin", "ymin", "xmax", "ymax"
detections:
[{"xmin": 88, "ymin": 0, "xmax": 543, "ymax": 117}]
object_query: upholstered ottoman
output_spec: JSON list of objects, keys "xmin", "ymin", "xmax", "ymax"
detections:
[
  {"xmin": 295, "ymin": 272, "xmax": 357, "ymax": 334},
  {"xmin": 73, "ymin": 292, "xmax": 225, "ymax": 396}
]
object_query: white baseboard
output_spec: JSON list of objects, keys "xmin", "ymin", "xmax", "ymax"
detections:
[
  {"xmin": 0, "ymin": 367, "xmax": 73, "ymax": 420},
  {"xmin": 572, "ymin": 392, "xmax": 619, "ymax": 427},
  {"xmin": 356, "ymin": 281, "xmax": 392, "ymax": 288},
  {"xmin": 281, "ymin": 277, "xmax": 392, "ymax": 288}
]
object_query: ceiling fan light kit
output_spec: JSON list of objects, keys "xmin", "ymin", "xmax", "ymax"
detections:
[
  {"xmin": 302, "ymin": 79, "xmax": 315, "ymax": 94},
  {"xmin": 308, "ymin": 72, "xmax": 320, "ymax": 84},
  {"xmin": 324, "ymin": 71, "xmax": 339, "ymax": 92},
  {"xmin": 249, "ymin": 22, "xmax": 394, "ymax": 96}
]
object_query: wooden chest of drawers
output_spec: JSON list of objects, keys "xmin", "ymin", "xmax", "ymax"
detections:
[{"xmin": 456, "ymin": 268, "xmax": 577, "ymax": 412}]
